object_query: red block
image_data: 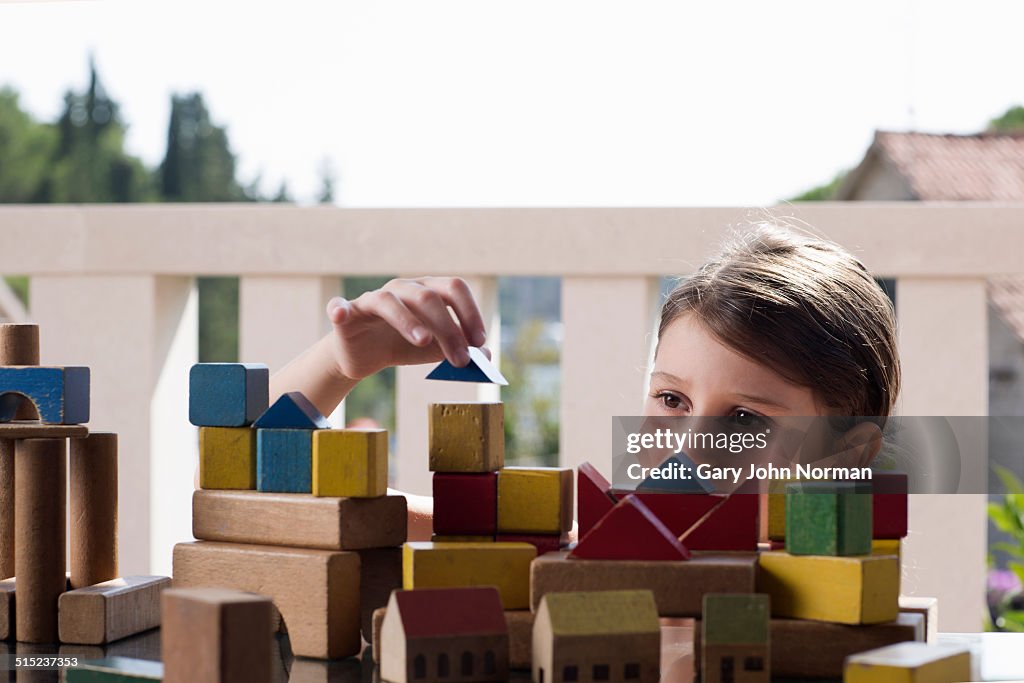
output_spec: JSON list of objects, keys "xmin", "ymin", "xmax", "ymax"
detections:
[
  {"xmin": 497, "ymin": 534, "xmax": 564, "ymax": 556},
  {"xmin": 578, "ymin": 462, "xmax": 617, "ymax": 539},
  {"xmin": 614, "ymin": 490, "xmax": 720, "ymax": 538},
  {"xmin": 679, "ymin": 493, "xmax": 759, "ymax": 551},
  {"xmin": 873, "ymin": 472, "xmax": 908, "ymax": 539},
  {"xmin": 432, "ymin": 472, "xmax": 497, "ymax": 536},
  {"xmin": 570, "ymin": 495, "xmax": 691, "ymax": 561}
]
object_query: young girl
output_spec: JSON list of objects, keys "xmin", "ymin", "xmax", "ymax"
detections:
[{"xmin": 271, "ymin": 223, "xmax": 901, "ymax": 539}]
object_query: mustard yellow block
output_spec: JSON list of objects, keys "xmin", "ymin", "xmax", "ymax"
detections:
[
  {"xmin": 199, "ymin": 427, "xmax": 256, "ymax": 490},
  {"xmin": 402, "ymin": 542, "xmax": 536, "ymax": 609},
  {"xmin": 757, "ymin": 551, "xmax": 899, "ymax": 625},
  {"xmin": 844, "ymin": 642, "xmax": 971, "ymax": 683},
  {"xmin": 767, "ymin": 476, "xmax": 802, "ymax": 540},
  {"xmin": 431, "ymin": 535, "xmax": 495, "ymax": 543},
  {"xmin": 312, "ymin": 429, "xmax": 388, "ymax": 497},
  {"xmin": 872, "ymin": 538, "xmax": 901, "ymax": 559},
  {"xmin": 428, "ymin": 402, "xmax": 504, "ymax": 472},
  {"xmin": 496, "ymin": 467, "xmax": 573, "ymax": 534}
]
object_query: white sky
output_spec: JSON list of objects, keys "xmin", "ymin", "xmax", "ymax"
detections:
[{"xmin": 1, "ymin": 0, "xmax": 1021, "ymax": 205}]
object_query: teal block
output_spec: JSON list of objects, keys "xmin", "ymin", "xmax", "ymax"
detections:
[
  {"xmin": 257, "ymin": 428, "xmax": 313, "ymax": 493},
  {"xmin": 64, "ymin": 657, "xmax": 163, "ymax": 681},
  {"xmin": 189, "ymin": 363, "xmax": 269, "ymax": 427},
  {"xmin": 253, "ymin": 391, "xmax": 329, "ymax": 429},
  {"xmin": 785, "ymin": 480, "xmax": 872, "ymax": 556},
  {"xmin": 0, "ymin": 366, "xmax": 90, "ymax": 424}
]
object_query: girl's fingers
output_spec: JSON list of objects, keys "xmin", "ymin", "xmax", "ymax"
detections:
[
  {"xmin": 418, "ymin": 276, "xmax": 487, "ymax": 347},
  {"xmin": 387, "ymin": 280, "xmax": 471, "ymax": 366},
  {"xmin": 326, "ymin": 297, "xmax": 352, "ymax": 326},
  {"xmin": 353, "ymin": 290, "xmax": 433, "ymax": 347}
]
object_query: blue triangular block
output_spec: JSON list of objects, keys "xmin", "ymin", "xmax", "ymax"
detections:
[
  {"xmin": 636, "ymin": 453, "xmax": 715, "ymax": 493},
  {"xmin": 253, "ymin": 391, "xmax": 330, "ymax": 429},
  {"xmin": 426, "ymin": 347, "xmax": 508, "ymax": 385}
]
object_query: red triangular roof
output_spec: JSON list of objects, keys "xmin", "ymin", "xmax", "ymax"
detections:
[{"xmin": 394, "ymin": 587, "xmax": 507, "ymax": 639}]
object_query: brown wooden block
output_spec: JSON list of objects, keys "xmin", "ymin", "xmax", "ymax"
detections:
[
  {"xmin": 162, "ymin": 587, "xmax": 274, "ymax": 683},
  {"xmin": 0, "ymin": 422, "xmax": 88, "ymax": 439},
  {"xmin": 358, "ymin": 548, "xmax": 402, "ymax": 642},
  {"xmin": 172, "ymin": 541, "xmax": 361, "ymax": 659},
  {"xmin": 428, "ymin": 402, "xmax": 504, "ymax": 473},
  {"xmin": 192, "ymin": 490, "xmax": 407, "ymax": 550},
  {"xmin": 0, "ymin": 576, "xmax": 12, "ymax": 640},
  {"xmin": 288, "ymin": 656, "xmax": 363, "ymax": 683},
  {"xmin": 0, "ymin": 439, "xmax": 12, "ymax": 580},
  {"xmin": 69, "ymin": 432, "xmax": 118, "ymax": 589},
  {"xmin": 372, "ymin": 606, "xmax": 386, "ymax": 663},
  {"xmin": 530, "ymin": 551, "xmax": 757, "ymax": 616},
  {"xmin": 0, "ymin": 323, "xmax": 40, "ymax": 421},
  {"xmin": 15, "ymin": 437, "xmax": 66, "ymax": 643},
  {"xmin": 58, "ymin": 575, "xmax": 169, "ymax": 645}
]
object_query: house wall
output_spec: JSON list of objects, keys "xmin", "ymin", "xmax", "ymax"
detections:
[{"xmin": 844, "ymin": 155, "xmax": 915, "ymax": 200}]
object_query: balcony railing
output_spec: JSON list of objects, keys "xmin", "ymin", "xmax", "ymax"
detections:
[{"xmin": 1, "ymin": 202, "xmax": 1018, "ymax": 632}]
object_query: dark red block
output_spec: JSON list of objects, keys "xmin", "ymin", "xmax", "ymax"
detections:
[
  {"xmin": 872, "ymin": 472, "xmax": 908, "ymax": 539},
  {"xmin": 578, "ymin": 462, "xmax": 617, "ymax": 539},
  {"xmin": 570, "ymin": 495, "xmax": 691, "ymax": 561},
  {"xmin": 615, "ymin": 490, "xmax": 719, "ymax": 538},
  {"xmin": 432, "ymin": 472, "xmax": 497, "ymax": 536},
  {"xmin": 679, "ymin": 493, "xmax": 759, "ymax": 551},
  {"xmin": 497, "ymin": 534, "xmax": 564, "ymax": 556}
]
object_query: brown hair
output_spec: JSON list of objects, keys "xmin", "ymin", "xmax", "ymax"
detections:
[{"xmin": 658, "ymin": 223, "xmax": 901, "ymax": 417}]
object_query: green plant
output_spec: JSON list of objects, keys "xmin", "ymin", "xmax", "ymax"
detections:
[{"xmin": 987, "ymin": 464, "xmax": 1024, "ymax": 631}]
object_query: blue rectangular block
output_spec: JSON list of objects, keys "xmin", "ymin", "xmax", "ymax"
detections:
[
  {"xmin": 0, "ymin": 366, "xmax": 90, "ymax": 424},
  {"xmin": 189, "ymin": 363, "xmax": 269, "ymax": 427},
  {"xmin": 257, "ymin": 428, "xmax": 313, "ymax": 493}
]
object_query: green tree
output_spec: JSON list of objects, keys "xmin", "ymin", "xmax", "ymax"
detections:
[
  {"xmin": 989, "ymin": 106, "xmax": 1024, "ymax": 133},
  {"xmin": 788, "ymin": 170, "xmax": 847, "ymax": 202},
  {"xmin": 0, "ymin": 88, "xmax": 56, "ymax": 202},
  {"xmin": 317, "ymin": 158, "xmax": 336, "ymax": 204}
]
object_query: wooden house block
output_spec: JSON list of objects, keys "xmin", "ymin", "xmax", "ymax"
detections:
[
  {"xmin": 15, "ymin": 437, "xmax": 66, "ymax": 643},
  {"xmin": 577, "ymin": 462, "xmax": 616, "ymax": 540},
  {"xmin": 162, "ymin": 587, "xmax": 274, "ymax": 683},
  {"xmin": 531, "ymin": 552, "xmax": 757, "ymax": 616},
  {"xmin": 570, "ymin": 495, "xmax": 691, "ymax": 561},
  {"xmin": 0, "ymin": 438, "xmax": 10, "ymax": 580},
  {"xmin": 381, "ymin": 587, "xmax": 509, "ymax": 683},
  {"xmin": 873, "ymin": 472, "xmax": 909, "ymax": 539},
  {"xmin": 701, "ymin": 594, "xmax": 769, "ymax": 683},
  {"xmin": 192, "ymin": 490, "xmax": 407, "ymax": 550},
  {"xmin": 899, "ymin": 597, "xmax": 938, "ymax": 644},
  {"xmin": 257, "ymin": 428, "xmax": 313, "ymax": 493},
  {"xmin": 844, "ymin": 642, "xmax": 972, "ymax": 683},
  {"xmin": 0, "ymin": 366, "xmax": 89, "ymax": 424},
  {"xmin": 70, "ymin": 433, "xmax": 119, "ymax": 589},
  {"xmin": 312, "ymin": 429, "xmax": 388, "ymax": 498},
  {"xmin": 785, "ymin": 481, "xmax": 872, "ymax": 556},
  {"xmin": 172, "ymin": 541, "xmax": 361, "ymax": 659},
  {"xmin": 533, "ymin": 590, "xmax": 660, "ymax": 683},
  {"xmin": 199, "ymin": 427, "xmax": 257, "ymax": 490},
  {"xmin": 373, "ymin": 606, "xmax": 387, "ymax": 663},
  {"xmin": 432, "ymin": 472, "xmax": 497, "ymax": 536},
  {"xmin": 63, "ymin": 656, "xmax": 164, "ymax": 681},
  {"xmin": 756, "ymin": 551, "xmax": 899, "ymax": 625},
  {"xmin": 188, "ymin": 363, "xmax": 269, "ymax": 427},
  {"xmin": 428, "ymin": 402, "xmax": 504, "ymax": 473},
  {"xmin": 254, "ymin": 391, "xmax": 329, "ymax": 429},
  {"xmin": 0, "ymin": 576, "xmax": 12, "ymax": 640},
  {"xmin": 358, "ymin": 548, "xmax": 402, "ymax": 642},
  {"xmin": 59, "ymin": 576, "xmax": 170, "ymax": 645},
  {"xmin": 402, "ymin": 542, "xmax": 535, "ymax": 609},
  {"xmin": 426, "ymin": 347, "xmax": 508, "ymax": 385},
  {"xmin": 497, "ymin": 467, "xmax": 572, "ymax": 535},
  {"xmin": 496, "ymin": 534, "xmax": 563, "ymax": 556}
]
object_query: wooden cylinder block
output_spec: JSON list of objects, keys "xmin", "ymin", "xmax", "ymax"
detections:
[
  {"xmin": 0, "ymin": 323, "xmax": 41, "ymax": 421},
  {"xmin": 70, "ymin": 433, "xmax": 118, "ymax": 589},
  {"xmin": 0, "ymin": 439, "xmax": 12, "ymax": 579}
]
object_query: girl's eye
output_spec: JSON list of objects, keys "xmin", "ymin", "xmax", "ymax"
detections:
[
  {"xmin": 655, "ymin": 392, "xmax": 684, "ymax": 410},
  {"xmin": 731, "ymin": 409, "xmax": 766, "ymax": 428}
]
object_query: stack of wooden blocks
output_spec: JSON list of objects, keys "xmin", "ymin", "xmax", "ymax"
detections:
[
  {"xmin": 174, "ymin": 362, "xmax": 408, "ymax": 663},
  {"xmin": 0, "ymin": 323, "xmax": 169, "ymax": 663}
]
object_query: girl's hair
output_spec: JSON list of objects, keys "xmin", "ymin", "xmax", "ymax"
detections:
[{"xmin": 658, "ymin": 223, "xmax": 901, "ymax": 417}]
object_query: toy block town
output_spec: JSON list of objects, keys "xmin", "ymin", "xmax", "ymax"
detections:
[{"xmin": 0, "ymin": 321, "xmax": 977, "ymax": 682}]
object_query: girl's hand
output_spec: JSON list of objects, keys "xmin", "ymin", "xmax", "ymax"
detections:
[{"xmin": 326, "ymin": 277, "xmax": 488, "ymax": 381}]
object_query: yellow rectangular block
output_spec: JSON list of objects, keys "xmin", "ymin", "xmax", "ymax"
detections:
[
  {"xmin": 872, "ymin": 539, "xmax": 901, "ymax": 559},
  {"xmin": 402, "ymin": 542, "xmax": 535, "ymax": 609},
  {"xmin": 428, "ymin": 402, "xmax": 504, "ymax": 472},
  {"xmin": 497, "ymin": 467, "xmax": 573, "ymax": 534},
  {"xmin": 844, "ymin": 643, "xmax": 971, "ymax": 683},
  {"xmin": 199, "ymin": 427, "xmax": 256, "ymax": 490},
  {"xmin": 312, "ymin": 429, "xmax": 388, "ymax": 497},
  {"xmin": 767, "ymin": 479, "xmax": 789, "ymax": 540},
  {"xmin": 757, "ymin": 551, "xmax": 899, "ymax": 625}
]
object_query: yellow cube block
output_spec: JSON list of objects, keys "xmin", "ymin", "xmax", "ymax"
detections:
[
  {"xmin": 428, "ymin": 402, "xmax": 504, "ymax": 473},
  {"xmin": 844, "ymin": 643, "xmax": 971, "ymax": 683},
  {"xmin": 757, "ymin": 551, "xmax": 899, "ymax": 625},
  {"xmin": 872, "ymin": 538, "xmax": 901, "ymax": 559},
  {"xmin": 402, "ymin": 542, "xmax": 535, "ymax": 609},
  {"xmin": 199, "ymin": 427, "xmax": 256, "ymax": 490},
  {"xmin": 312, "ymin": 429, "xmax": 388, "ymax": 497},
  {"xmin": 497, "ymin": 467, "xmax": 573, "ymax": 534},
  {"xmin": 767, "ymin": 478, "xmax": 791, "ymax": 540}
]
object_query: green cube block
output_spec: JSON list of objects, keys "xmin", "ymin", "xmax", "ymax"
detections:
[
  {"xmin": 702, "ymin": 593, "xmax": 770, "ymax": 645},
  {"xmin": 785, "ymin": 481, "xmax": 872, "ymax": 556}
]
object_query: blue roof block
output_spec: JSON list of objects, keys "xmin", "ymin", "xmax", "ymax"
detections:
[
  {"xmin": 426, "ymin": 347, "xmax": 508, "ymax": 386},
  {"xmin": 253, "ymin": 391, "xmax": 330, "ymax": 430}
]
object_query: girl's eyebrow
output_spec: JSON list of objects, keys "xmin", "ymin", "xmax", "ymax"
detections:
[
  {"xmin": 734, "ymin": 393, "xmax": 790, "ymax": 411},
  {"xmin": 650, "ymin": 371, "xmax": 684, "ymax": 383}
]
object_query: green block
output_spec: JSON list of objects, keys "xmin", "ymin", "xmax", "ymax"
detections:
[
  {"xmin": 702, "ymin": 593, "xmax": 769, "ymax": 645},
  {"xmin": 64, "ymin": 657, "xmax": 164, "ymax": 682},
  {"xmin": 785, "ymin": 481, "xmax": 872, "ymax": 556}
]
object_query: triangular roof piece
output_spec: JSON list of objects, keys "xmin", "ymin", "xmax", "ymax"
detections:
[
  {"xmin": 253, "ymin": 391, "xmax": 329, "ymax": 429},
  {"xmin": 392, "ymin": 587, "xmax": 507, "ymax": 638},
  {"xmin": 636, "ymin": 454, "xmax": 715, "ymax": 493},
  {"xmin": 569, "ymin": 495, "xmax": 691, "ymax": 561},
  {"xmin": 426, "ymin": 347, "xmax": 508, "ymax": 385},
  {"xmin": 577, "ymin": 462, "xmax": 618, "ymax": 540}
]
